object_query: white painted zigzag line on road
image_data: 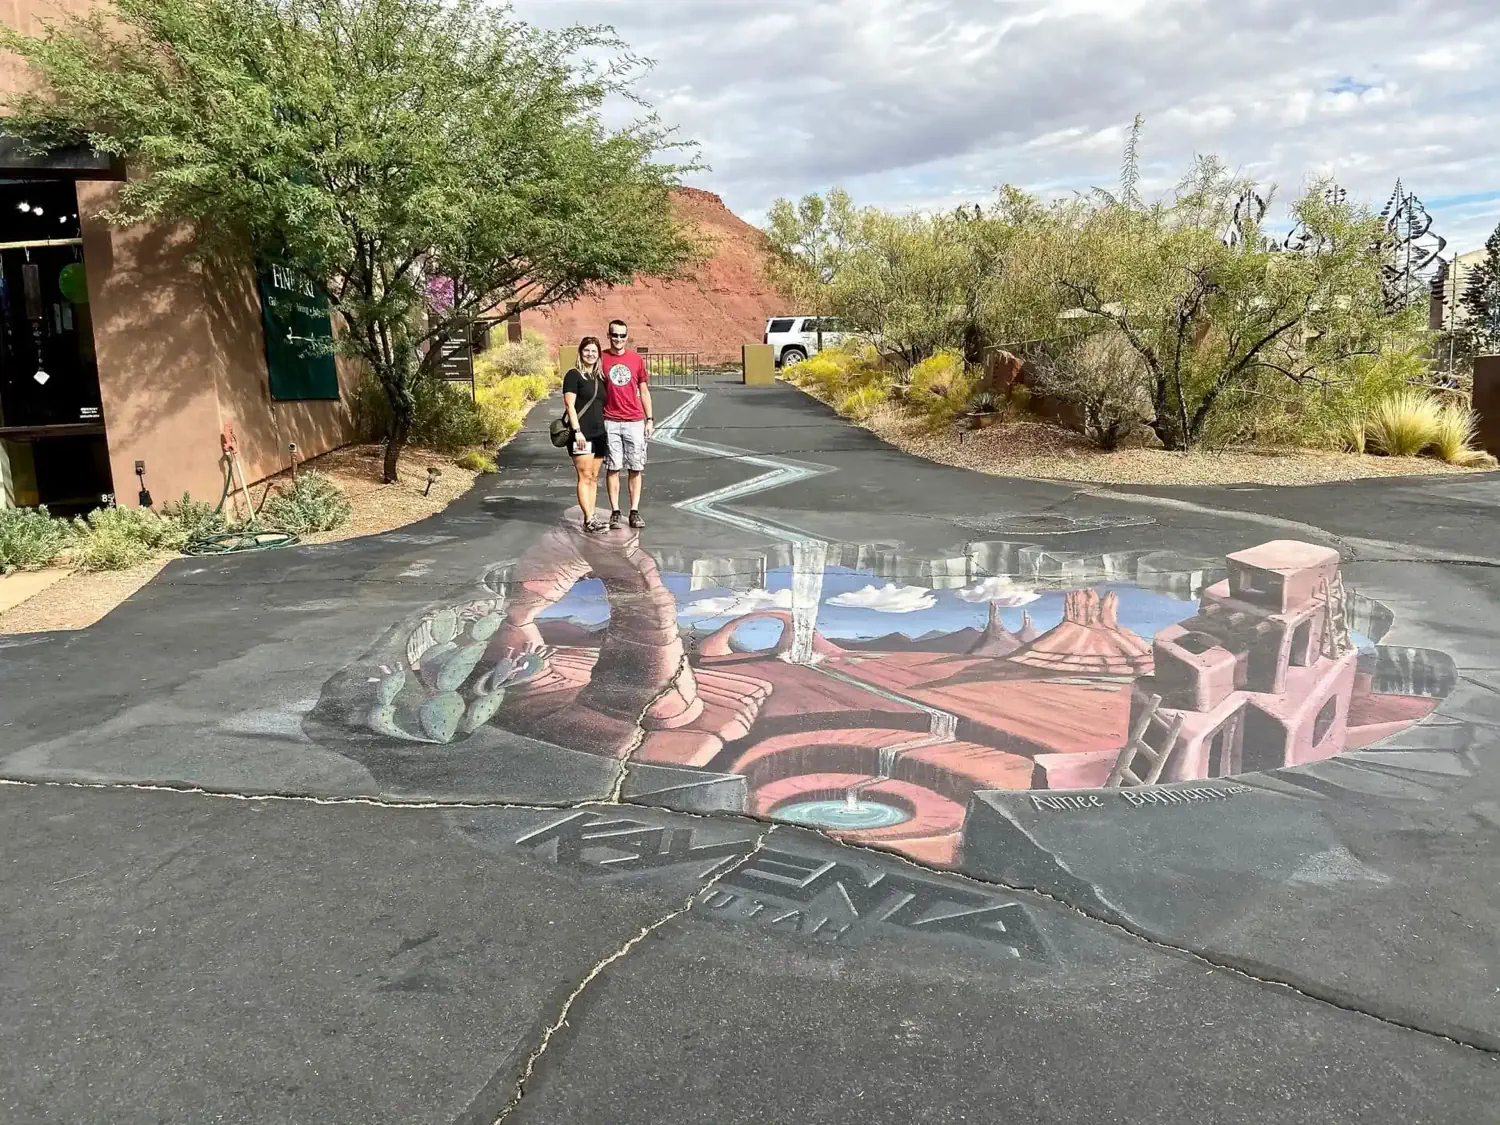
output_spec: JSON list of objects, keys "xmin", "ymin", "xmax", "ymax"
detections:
[{"xmin": 654, "ymin": 390, "xmax": 833, "ymax": 542}]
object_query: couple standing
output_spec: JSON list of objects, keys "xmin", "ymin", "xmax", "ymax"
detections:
[{"xmin": 561, "ymin": 318, "xmax": 655, "ymax": 533}]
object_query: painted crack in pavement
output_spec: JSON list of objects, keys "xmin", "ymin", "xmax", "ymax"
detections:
[
  {"xmin": 655, "ymin": 389, "xmax": 833, "ymax": 543},
  {"xmin": 0, "ymin": 776, "xmax": 574, "ymax": 812},
  {"xmin": 607, "ymin": 651, "xmax": 693, "ymax": 804},
  {"xmin": 484, "ymin": 825, "xmax": 778, "ymax": 1124}
]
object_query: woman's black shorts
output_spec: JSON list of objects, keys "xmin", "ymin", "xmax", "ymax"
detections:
[{"xmin": 570, "ymin": 432, "xmax": 608, "ymax": 459}]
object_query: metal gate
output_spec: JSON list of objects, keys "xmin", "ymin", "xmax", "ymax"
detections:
[{"xmin": 644, "ymin": 351, "xmax": 700, "ymax": 389}]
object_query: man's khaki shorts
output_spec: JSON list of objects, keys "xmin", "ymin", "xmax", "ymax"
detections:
[{"xmin": 605, "ymin": 419, "xmax": 647, "ymax": 471}]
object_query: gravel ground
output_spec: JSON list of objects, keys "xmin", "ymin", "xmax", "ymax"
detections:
[
  {"xmin": 0, "ymin": 559, "xmax": 174, "ymax": 634},
  {"xmin": 0, "ymin": 443, "xmax": 483, "ymax": 635},
  {"xmin": 829, "ymin": 393, "xmax": 1488, "ymax": 487}
]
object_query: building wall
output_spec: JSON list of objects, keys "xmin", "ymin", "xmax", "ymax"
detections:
[
  {"xmin": 76, "ymin": 182, "xmax": 357, "ymax": 507},
  {"xmin": 200, "ymin": 255, "xmax": 359, "ymax": 490},
  {"xmin": 76, "ymin": 181, "xmax": 226, "ymax": 505},
  {"xmin": 1431, "ymin": 248, "xmax": 1488, "ymax": 331}
]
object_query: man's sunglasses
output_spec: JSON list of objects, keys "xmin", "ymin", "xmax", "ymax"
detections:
[{"xmin": 608, "ymin": 332, "xmax": 627, "ymax": 339}]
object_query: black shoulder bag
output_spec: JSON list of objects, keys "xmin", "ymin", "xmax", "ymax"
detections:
[{"xmin": 550, "ymin": 372, "xmax": 599, "ymax": 448}]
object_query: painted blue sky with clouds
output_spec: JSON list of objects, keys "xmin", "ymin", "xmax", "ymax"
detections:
[
  {"xmin": 537, "ymin": 565, "xmax": 1203, "ymax": 650},
  {"xmin": 514, "ymin": 0, "xmax": 1500, "ymax": 252}
]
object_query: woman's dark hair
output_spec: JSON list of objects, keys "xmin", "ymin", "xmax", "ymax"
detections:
[{"xmin": 577, "ymin": 336, "xmax": 603, "ymax": 375}]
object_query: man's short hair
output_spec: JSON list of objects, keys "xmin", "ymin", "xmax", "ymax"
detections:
[{"xmin": 608, "ymin": 318, "xmax": 628, "ymax": 332}]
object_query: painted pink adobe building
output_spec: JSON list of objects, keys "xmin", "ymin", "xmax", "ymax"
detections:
[{"xmin": 1136, "ymin": 540, "xmax": 1357, "ymax": 780}]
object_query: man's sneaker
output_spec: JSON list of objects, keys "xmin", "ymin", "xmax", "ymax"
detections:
[
  {"xmin": 628, "ymin": 509, "xmax": 645, "ymax": 529},
  {"xmin": 608, "ymin": 510, "xmax": 623, "ymax": 531}
]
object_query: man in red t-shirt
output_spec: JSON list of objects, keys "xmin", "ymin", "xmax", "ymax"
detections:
[{"xmin": 600, "ymin": 317, "xmax": 654, "ymax": 530}]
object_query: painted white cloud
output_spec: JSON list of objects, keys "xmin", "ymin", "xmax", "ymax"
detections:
[
  {"xmin": 513, "ymin": 0, "xmax": 1500, "ymax": 251},
  {"xmin": 954, "ymin": 577, "xmax": 1040, "ymax": 607},
  {"xmin": 826, "ymin": 583, "xmax": 937, "ymax": 613},
  {"xmin": 680, "ymin": 588, "xmax": 794, "ymax": 619}
]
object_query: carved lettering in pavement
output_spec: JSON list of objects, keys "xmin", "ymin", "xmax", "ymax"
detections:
[{"xmin": 515, "ymin": 812, "xmax": 1047, "ymax": 960}]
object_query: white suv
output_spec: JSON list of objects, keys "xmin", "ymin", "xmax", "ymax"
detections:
[{"xmin": 764, "ymin": 316, "xmax": 848, "ymax": 367}]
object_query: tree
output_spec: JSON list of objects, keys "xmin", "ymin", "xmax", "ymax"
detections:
[
  {"xmin": 762, "ymin": 187, "xmax": 859, "ymax": 311},
  {"xmin": 1045, "ymin": 148, "xmax": 1404, "ymax": 451},
  {"xmin": 1460, "ymin": 223, "xmax": 1500, "ymax": 355},
  {"xmin": 2, "ymin": 0, "xmax": 698, "ymax": 480},
  {"xmin": 765, "ymin": 194, "xmax": 1042, "ymax": 366},
  {"xmin": 830, "ymin": 208, "xmax": 985, "ymax": 367}
]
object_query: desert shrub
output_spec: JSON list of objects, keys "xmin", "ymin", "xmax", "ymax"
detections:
[
  {"xmin": 838, "ymin": 384, "xmax": 887, "ymax": 421},
  {"xmin": 355, "ymin": 370, "xmax": 533, "ymax": 452},
  {"xmin": 0, "ymin": 505, "xmax": 68, "ymax": 573},
  {"xmin": 906, "ymin": 350, "xmax": 976, "ymax": 426},
  {"xmin": 70, "ymin": 506, "xmax": 184, "ymax": 571},
  {"xmin": 1006, "ymin": 383, "xmax": 1032, "ymax": 417},
  {"xmin": 967, "ymin": 390, "xmax": 999, "ymax": 414},
  {"xmin": 1366, "ymin": 391, "xmax": 1441, "ymax": 457},
  {"xmin": 1431, "ymin": 401, "xmax": 1496, "ymax": 467},
  {"xmin": 475, "ymin": 371, "xmax": 555, "ymax": 446},
  {"xmin": 511, "ymin": 373, "xmax": 555, "ymax": 400},
  {"xmin": 1333, "ymin": 413, "xmax": 1367, "ymax": 455},
  {"xmin": 455, "ymin": 449, "xmax": 498, "ymax": 472},
  {"xmin": 262, "ymin": 470, "xmax": 351, "ymax": 534},
  {"xmin": 161, "ymin": 493, "xmax": 227, "ymax": 541},
  {"xmin": 349, "ymin": 372, "xmax": 391, "ymax": 441},
  {"xmin": 1025, "ymin": 332, "xmax": 1151, "ymax": 450},
  {"xmin": 474, "ymin": 327, "xmax": 553, "ymax": 385},
  {"xmin": 789, "ymin": 352, "xmax": 847, "ymax": 394},
  {"xmin": 1453, "ymin": 447, "xmax": 1500, "ymax": 470},
  {"xmin": 408, "ymin": 377, "xmax": 491, "ymax": 451},
  {"xmin": 909, "ymin": 350, "xmax": 965, "ymax": 399}
]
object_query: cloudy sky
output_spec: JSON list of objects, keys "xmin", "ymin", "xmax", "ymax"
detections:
[{"xmin": 512, "ymin": 0, "xmax": 1500, "ymax": 252}]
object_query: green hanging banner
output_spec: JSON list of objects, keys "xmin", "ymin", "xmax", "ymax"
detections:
[{"xmin": 257, "ymin": 262, "xmax": 339, "ymax": 401}]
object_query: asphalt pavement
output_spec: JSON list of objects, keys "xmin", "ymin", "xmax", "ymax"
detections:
[{"xmin": 1, "ymin": 375, "xmax": 1496, "ymax": 1123}]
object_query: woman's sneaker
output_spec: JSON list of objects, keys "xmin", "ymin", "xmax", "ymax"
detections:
[{"xmin": 583, "ymin": 516, "xmax": 607, "ymax": 533}]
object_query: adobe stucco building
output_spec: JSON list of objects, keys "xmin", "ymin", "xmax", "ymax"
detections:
[{"xmin": 0, "ymin": 0, "xmax": 357, "ymax": 513}]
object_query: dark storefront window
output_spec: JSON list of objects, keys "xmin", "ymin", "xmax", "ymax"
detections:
[{"xmin": 0, "ymin": 177, "xmax": 113, "ymax": 512}]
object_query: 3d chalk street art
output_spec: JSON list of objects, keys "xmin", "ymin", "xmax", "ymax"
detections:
[{"xmin": 311, "ymin": 521, "xmax": 1457, "ymax": 870}]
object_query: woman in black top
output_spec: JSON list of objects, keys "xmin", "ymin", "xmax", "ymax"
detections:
[{"xmin": 562, "ymin": 336, "xmax": 608, "ymax": 532}]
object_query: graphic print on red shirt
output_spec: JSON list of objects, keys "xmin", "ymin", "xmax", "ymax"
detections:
[{"xmin": 601, "ymin": 350, "xmax": 649, "ymax": 421}]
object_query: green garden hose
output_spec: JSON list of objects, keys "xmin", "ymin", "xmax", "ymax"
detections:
[
  {"xmin": 181, "ymin": 528, "xmax": 300, "ymax": 556},
  {"xmin": 178, "ymin": 454, "xmax": 301, "ymax": 556}
]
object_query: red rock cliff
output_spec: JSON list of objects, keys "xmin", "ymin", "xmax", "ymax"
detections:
[{"xmin": 522, "ymin": 187, "xmax": 795, "ymax": 364}]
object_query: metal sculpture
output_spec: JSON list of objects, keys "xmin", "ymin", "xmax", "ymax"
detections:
[
  {"xmin": 1378, "ymin": 179, "xmax": 1447, "ymax": 311},
  {"xmin": 1277, "ymin": 183, "xmax": 1349, "ymax": 256},
  {"xmin": 1222, "ymin": 187, "xmax": 1271, "ymax": 250}
]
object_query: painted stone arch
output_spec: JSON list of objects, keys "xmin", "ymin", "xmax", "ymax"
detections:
[
  {"xmin": 488, "ymin": 522, "xmax": 703, "ymax": 732},
  {"xmin": 697, "ymin": 611, "xmax": 845, "ymax": 659}
]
